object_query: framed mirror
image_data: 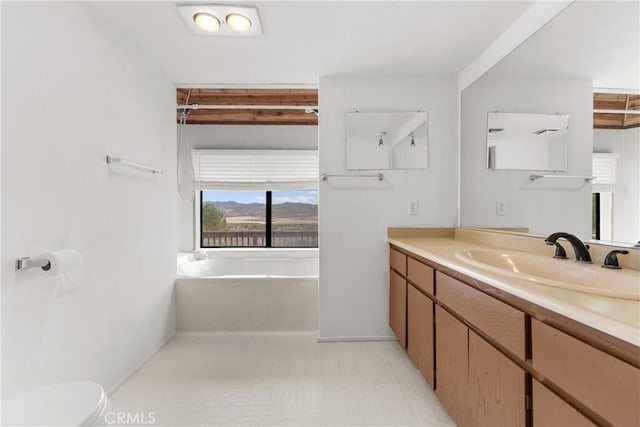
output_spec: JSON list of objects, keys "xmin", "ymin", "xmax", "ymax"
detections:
[
  {"xmin": 345, "ymin": 111, "xmax": 428, "ymax": 170},
  {"xmin": 486, "ymin": 112, "xmax": 569, "ymax": 171},
  {"xmin": 461, "ymin": 1, "xmax": 639, "ymax": 246}
]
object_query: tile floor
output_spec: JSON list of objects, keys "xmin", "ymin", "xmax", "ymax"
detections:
[{"xmin": 110, "ymin": 332, "xmax": 454, "ymax": 426}]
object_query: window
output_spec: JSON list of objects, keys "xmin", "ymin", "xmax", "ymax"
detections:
[
  {"xmin": 200, "ymin": 190, "xmax": 318, "ymax": 248},
  {"xmin": 592, "ymin": 153, "xmax": 618, "ymax": 241},
  {"xmin": 193, "ymin": 149, "xmax": 319, "ymax": 248}
]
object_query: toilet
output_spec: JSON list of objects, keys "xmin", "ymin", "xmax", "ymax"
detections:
[{"xmin": 3, "ymin": 381, "xmax": 110, "ymax": 426}]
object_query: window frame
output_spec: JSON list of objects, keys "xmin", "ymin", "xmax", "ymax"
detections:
[{"xmin": 198, "ymin": 190, "xmax": 318, "ymax": 249}]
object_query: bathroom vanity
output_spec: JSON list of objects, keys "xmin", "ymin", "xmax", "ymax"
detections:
[{"xmin": 388, "ymin": 229, "xmax": 640, "ymax": 427}]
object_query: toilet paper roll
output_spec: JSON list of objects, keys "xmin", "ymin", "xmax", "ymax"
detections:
[{"xmin": 39, "ymin": 250, "xmax": 84, "ymax": 298}]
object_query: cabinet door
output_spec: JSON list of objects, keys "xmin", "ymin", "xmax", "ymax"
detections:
[
  {"xmin": 435, "ymin": 306, "xmax": 471, "ymax": 426},
  {"xmin": 532, "ymin": 319, "xmax": 640, "ymax": 426},
  {"xmin": 533, "ymin": 380, "xmax": 595, "ymax": 427},
  {"xmin": 389, "ymin": 270, "xmax": 407, "ymax": 348},
  {"xmin": 407, "ymin": 284, "xmax": 434, "ymax": 387},
  {"xmin": 468, "ymin": 330, "xmax": 526, "ymax": 427}
]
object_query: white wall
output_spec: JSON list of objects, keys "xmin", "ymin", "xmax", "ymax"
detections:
[
  {"xmin": 460, "ymin": 77, "xmax": 593, "ymax": 239},
  {"xmin": 178, "ymin": 125, "xmax": 318, "ymax": 251},
  {"xmin": 1, "ymin": 3, "xmax": 176, "ymax": 397},
  {"xmin": 318, "ymin": 76, "xmax": 457, "ymax": 340},
  {"xmin": 594, "ymin": 128, "xmax": 640, "ymax": 244}
]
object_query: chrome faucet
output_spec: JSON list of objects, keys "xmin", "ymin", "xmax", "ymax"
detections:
[{"xmin": 544, "ymin": 232, "xmax": 592, "ymax": 263}]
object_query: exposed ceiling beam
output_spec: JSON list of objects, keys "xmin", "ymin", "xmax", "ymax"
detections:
[
  {"xmin": 593, "ymin": 93, "xmax": 640, "ymax": 129},
  {"xmin": 179, "ymin": 108, "xmax": 318, "ymax": 126},
  {"xmin": 177, "ymin": 105, "xmax": 318, "ymax": 110},
  {"xmin": 176, "ymin": 88, "xmax": 318, "ymax": 125}
]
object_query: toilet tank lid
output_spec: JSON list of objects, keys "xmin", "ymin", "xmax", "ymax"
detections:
[{"xmin": 3, "ymin": 381, "xmax": 107, "ymax": 426}]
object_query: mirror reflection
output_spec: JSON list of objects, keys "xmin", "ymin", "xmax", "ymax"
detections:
[
  {"xmin": 486, "ymin": 112, "xmax": 569, "ymax": 171},
  {"xmin": 461, "ymin": 1, "xmax": 639, "ymax": 245},
  {"xmin": 346, "ymin": 111, "xmax": 428, "ymax": 170}
]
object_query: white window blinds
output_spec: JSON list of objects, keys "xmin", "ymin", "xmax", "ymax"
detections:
[
  {"xmin": 592, "ymin": 153, "xmax": 619, "ymax": 193},
  {"xmin": 192, "ymin": 149, "xmax": 319, "ymax": 190}
]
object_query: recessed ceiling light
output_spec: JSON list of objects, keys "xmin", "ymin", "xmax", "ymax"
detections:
[
  {"xmin": 177, "ymin": 4, "xmax": 263, "ymax": 36},
  {"xmin": 193, "ymin": 12, "xmax": 220, "ymax": 33},
  {"xmin": 226, "ymin": 13, "xmax": 252, "ymax": 32}
]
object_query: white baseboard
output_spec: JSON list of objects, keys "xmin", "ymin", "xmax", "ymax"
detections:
[
  {"xmin": 106, "ymin": 330, "xmax": 176, "ymax": 396},
  {"xmin": 317, "ymin": 335, "xmax": 396, "ymax": 343},
  {"xmin": 175, "ymin": 330, "xmax": 317, "ymax": 337}
]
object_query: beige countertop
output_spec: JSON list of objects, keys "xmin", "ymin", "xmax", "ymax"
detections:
[{"xmin": 388, "ymin": 236, "xmax": 640, "ymax": 347}]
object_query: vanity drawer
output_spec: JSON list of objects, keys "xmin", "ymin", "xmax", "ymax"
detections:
[
  {"xmin": 407, "ymin": 257, "xmax": 434, "ymax": 296},
  {"xmin": 532, "ymin": 380, "xmax": 595, "ymax": 427},
  {"xmin": 390, "ymin": 247, "xmax": 407, "ymax": 276},
  {"xmin": 532, "ymin": 320, "xmax": 640, "ymax": 426},
  {"xmin": 436, "ymin": 272, "xmax": 525, "ymax": 359}
]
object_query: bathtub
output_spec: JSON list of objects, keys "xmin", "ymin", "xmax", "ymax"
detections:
[
  {"xmin": 177, "ymin": 249, "xmax": 319, "ymax": 279},
  {"xmin": 175, "ymin": 249, "xmax": 319, "ymax": 332}
]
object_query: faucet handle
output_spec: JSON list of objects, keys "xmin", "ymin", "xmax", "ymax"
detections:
[
  {"xmin": 546, "ymin": 241, "xmax": 568, "ymax": 259},
  {"xmin": 601, "ymin": 250, "xmax": 629, "ymax": 269}
]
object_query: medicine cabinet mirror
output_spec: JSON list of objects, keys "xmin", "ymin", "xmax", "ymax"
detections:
[
  {"xmin": 345, "ymin": 111, "xmax": 428, "ymax": 170},
  {"xmin": 486, "ymin": 112, "xmax": 569, "ymax": 171}
]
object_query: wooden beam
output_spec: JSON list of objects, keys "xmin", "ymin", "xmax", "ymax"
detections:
[
  {"xmin": 180, "ymin": 108, "xmax": 318, "ymax": 125},
  {"xmin": 177, "ymin": 88, "xmax": 318, "ymax": 107},
  {"xmin": 593, "ymin": 93, "xmax": 640, "ymax": 129},
  {"xmin": 593, "ymin": 93, "xmax": 628, "ymax": 110},
  {"xmin": 593, "ymin": 113, "xmax": 640, "ymax": 129},
  {"xmin": 623, "ymin": 94, "xmax": 630, "ymax": 128},
  {"xmin": 175, "ymin": 88, "xmax": 319, "ymax": 125},
  {"xmin": 624, "ymin": 114, "xmax": 640, "ymax": 128}
]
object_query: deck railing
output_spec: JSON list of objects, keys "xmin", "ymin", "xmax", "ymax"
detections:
[{"xmin": 202, "ymin": 231, "xmax": 318, "ymax": 247}]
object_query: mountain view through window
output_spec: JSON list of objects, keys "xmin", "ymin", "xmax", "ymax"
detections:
[{"xmin": 201, "ymin": 190, "xmax": 318, "ymax": 248}]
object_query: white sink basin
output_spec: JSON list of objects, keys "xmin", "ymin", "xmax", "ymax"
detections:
[{"xmin": 454, "ymin": 249, "xmax": 640, "ymax": 301}]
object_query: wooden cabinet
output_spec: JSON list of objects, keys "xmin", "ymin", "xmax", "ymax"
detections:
[
  {"xmin": 435, "ymin": 305, "xmax": 471, "ymax": 426},
  {"xmin": 407, "ymin": 284, "xmax": 434, "ymax": 387},
  {"xmin": 389, "ymin": 243, "xmax": 639, "ymax": 427},
  {"xmin": 436, "ymin": 305, "xmax": 525, "ymax": 427},
  {"xmin": 532, "ymin": 380, "xmax": 595, "ymax": 427},
  {"xmin": 468, "ymin": 330, "xmax": 525, "ymax": 427},
  {"xmin": 437, "ymin": 271, "xmax": 525, "ymax": 360},
  {"xmin": 532, "ymin": 319, "xmax": 640, "ymax": 426},
  {"xmin": 389, "ymin": 269, "xmax": 407, "ymax": 348},
  {"xmin": 407, "ymin": 257, "xmax": 434, "ymax": 295},
  {"xmin": 390, "ymin": 247, "xmax": 407, "ymax": 276}
]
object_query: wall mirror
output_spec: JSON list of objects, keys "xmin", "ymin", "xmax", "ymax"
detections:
[
  {"xmin": 461, "ymin": 1, "xmax": 639, "ymax": 246},
  {"xmin": 486, "ymin": 112, "xmax": 569, "ymax": 171},
  {"xmin": 345, "ymin": 111, "xmax": 428, "ymax": 170}
]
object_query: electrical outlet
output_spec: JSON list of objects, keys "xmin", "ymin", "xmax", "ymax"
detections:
[
  {"xmin": 409, "ymin": 200, "xmax": 419, "ymax": 216},
  {"xmin": 496, "ymin": 200, "xmax": 507, "ymax": 216}
]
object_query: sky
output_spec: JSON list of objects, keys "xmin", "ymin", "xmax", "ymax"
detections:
[{"xmin": 203, "ymin": 190, "xmax": 318, "ymax": 205}]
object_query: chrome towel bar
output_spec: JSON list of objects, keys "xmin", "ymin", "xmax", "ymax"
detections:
[
  {"xmin": 106, "ymin": 156, "xmax": 163, "ymax": 174},
  {"xmin": 320, "ymin": 173, "xmax": 383, "ymax": 182},
  {"xmin": 529, "ymin": 174, "xmax": 595, "ymax": 182}
]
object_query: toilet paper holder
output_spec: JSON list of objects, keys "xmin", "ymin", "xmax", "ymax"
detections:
[{"xmin": 15, "ymin": 257, "xmax": 52, "ymax": 271}]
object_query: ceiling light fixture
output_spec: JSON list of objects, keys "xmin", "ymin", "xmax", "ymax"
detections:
[
  {"xmin": 193, "ymin": 12, "xmax": 220, "ymax": 33},
  {"xmin": 226, "ymin": 13, "xmax": 252, "ymax": 32},
  {"xmin": 177, "ymin": 4, "xmax": 263, "ymax": 36}
]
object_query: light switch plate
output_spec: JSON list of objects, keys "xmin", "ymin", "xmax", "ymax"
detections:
[
  {"xmin": 409, "ymin": 200, "xmax": 419, "ymax": 216},
  {"xmin": 496, "ymin": 200, "xmax": 507, "ymax": 216}
]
